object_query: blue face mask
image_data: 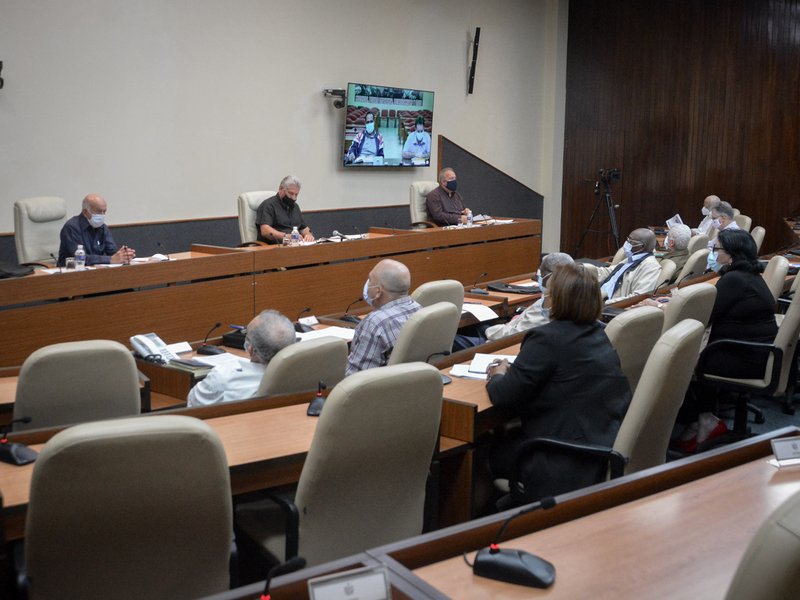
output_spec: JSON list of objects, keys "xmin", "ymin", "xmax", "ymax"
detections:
[
  {"xmin": 365, "ymin": 122, "xmax": 375, "ymax": 134},
  {"xmin": 623, "ymin": 241, "xmax": 635, "ymax": 262},
  {"xmin": 89, "ymin": 214, "xmax": 105, "ymax": 228},
  {"xmin": 707, "ymin": 250, "xmax": 722, "ymax": 272},
  {"xmin": 445, "ymin": 180, "xmax": 458, "ymax": 192},
  {"xmin": 363, "ymin": 279, "xmax": 375, "ymax": 306},
  {"xmin": 541, "ymin": 306, "xmax": 551, "ymax": 320}
]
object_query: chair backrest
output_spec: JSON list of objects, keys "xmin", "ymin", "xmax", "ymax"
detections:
[
  {"xmin": 609, "ymin": 246, "xmax": 626, "ymax": 265},
  {"xmin": 14, "ymin": 340, "xmax": 141, "ymax": 431},
  {"xmin": 734, "ymin": 213, "xmax": 752, "ymax": 232},
  {"xmin": 409, "ymin": 181, "xmax": 438, "ymax": 225},
  {"xmin": 676, "ymin": 248, "xmax": 710, "ymax": 283},
  {"xmin": 687, "ymin": 233, "xmax": 709, "ymax": 255},
  {"xmin": 387, "ymin": 302, "xmax": 461, "ymax": 366},
  {"xmin": 770, "ymin": 285, "xmax": 800, "ymax": 395},
  {"xmin": 661, "ymin": 282, "xmax": 717, "ymax": 333},
  {"xmin": 25, "ymin": 415, "xmax": 232, "ymax": 599},
  {"xmin": 724, "ymin": 488, "xmax": 800, "ymax": 600},
  {"xmin": 762, "ymin": 255, "xmax": 789, "ymax": 302},
  {"xmin": 411, "ymin": 279, "xmax": 465, "ymax": 312},
  {"xmin": 295, "ymin": 362, "xmax": 443, "ymax": 565},
  {"xmin": 656, "ymin": 258, "xmax": 676, "ymax": 290},
  {"xmin": 750, "ymin": 225, "xmax": 766, "ymax": 253},
  {"xmin": 237, "ymin": 190, "xmax": 275, "ymax": 244},
  {"xmin": 604, "ymin": 306, "xmax": 665, "ymax": 393},
  {"xmin": 13, "ymin": 196, "xmax": 68, "ymax": 264},
  {"xmin": 257, "ymin": 337, "xmax": 348, "ymax": 397},
  {"xmin": 613, "ymin": 319, "xmax": 705, "ymax": 474}
]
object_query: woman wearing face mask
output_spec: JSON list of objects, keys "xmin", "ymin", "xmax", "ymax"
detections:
[
  {"xmin": 402, "ymin": 116, "xmax": 431, "ymax": 161},
  {"xmin": 672, "ymin": 229, "xmax": 777, "ymax": 453},
  {"xmin": 345, "ymin": 110, "xmax": 385, "ymax": 164}
]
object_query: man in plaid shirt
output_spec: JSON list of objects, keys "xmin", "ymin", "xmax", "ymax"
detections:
[{"xmin": 346, "ymin": 259, "xmax": 421, "ymax": 375}]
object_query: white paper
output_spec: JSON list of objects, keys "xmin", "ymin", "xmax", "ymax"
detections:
[
  {"xmin": 192, "ymin": 353, "xmax": 245, "ymax": 367},
  {"xmin": 449, "ymin": 364, "xmax": 487, "ymax": 380},
  {"xmin": 469, "ymin": 353, "xmax": 517, "ymax": 373},
  {"xmin": 166, "ymin": 341, "xmax": 193, "ymax": 354},
  {"xmin": 666, "ymin": 214, "xmax": 684, "ymax": 228},
  {"xmin": 297, "ymin": 326, "xmax": 355, "ymax": 343},
  {"xmin": 461, "ymin": 303, "xmax": 500, "ymax": 322},
  {"xmin": 131, "ymin": 253, "xmax": 170, "ymax": 263},
  {"xmin": 298, "ymin": 315, "xmax": 319, "ymax": 326}
]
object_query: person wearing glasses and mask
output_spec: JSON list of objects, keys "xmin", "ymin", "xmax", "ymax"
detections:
[
  {"xmin": 705, "ymin": 200, "xmax": 740, "ymax": 270},
  {"xmin": 346, "ymin": 259, "xmax": 421, "ymax": 375},
  {"xmin": 595, "ymin": 228, "xmax": 662, "ymax": 302},
  {"xmin": 345, "ymin": 110, "xmax": 385, "ymax": 164},
  {"xmin": 693, "ymin": 194, "xmax": 721, "ymax": 236},
  {"xmin": 255, "ymin": 175, "xmax": 314, "ymax": 244},
  {"xmin": 58, "ymin": 194, "xmax": 136, "ymax": 266},
  {"xmin": 426, "ymin": 167, "xmax": 471, "ymax": 226},
  {"xmin": 672, "ymin": 229, "xmax": 777, "ymax": 453}
]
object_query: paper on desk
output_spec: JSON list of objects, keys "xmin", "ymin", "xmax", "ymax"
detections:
[
  {"xmin": 449, "ymin": 364, "xmax": 487, "ymax": 380},
  {"xmin": 297, "ymin": 326, "xmax": 355, "ymax": 343},
  {"xmin": 461, "ymin": 303, "xmax": 499, "ymax": 322},
  {"xmin": 166, "ymin": 341, "xmax": 193, "ymax": 355},
  {"xmin": 131, "ymin": 254, "xmax": 170, "ymax": 263},
  {"xmin": 192, "ymin": 352, "xmax": 245, "ymax": 367},
  {"xmin": 469, "ymin": 353, "xmax": 517, "ymax": 374}
]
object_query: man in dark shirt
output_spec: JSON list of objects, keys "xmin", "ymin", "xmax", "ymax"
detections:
[
  {"xmin": 58, "ymin": 194, "xmax": 135, "ymax": 266},
  {"xmin": 425, "ymin": 167, "xmax": 471, "ymax": 226},
  {"xmin": 255, "ymin": 175, "xmax": 315, "ymax": 244}
]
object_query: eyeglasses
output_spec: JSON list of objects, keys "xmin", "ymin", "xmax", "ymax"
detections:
[{"xmin": 712, "ymin": 246, "xmax": 725, "ymax": 252}]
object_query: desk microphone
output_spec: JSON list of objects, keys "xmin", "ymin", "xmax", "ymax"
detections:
[
  {"xmin": 472, "ymin": 496, "xmax": 557, "ymax": 588},
  {"xmin": 156, "ymin": 241, "xmax": 171, "ymax": 259},
  {"xmin": 384, "ymin": 220, "xmax": 397, "ymax": 234},
  {"xmin": 674, "ymin": 269, "xmax": 701, "ymax": 287},
  {"xmin": 352, "ymin": 225, "xmax": 363, "ymax": 239},
  {"xmin": 295, "ymin": 307, "xmax": 314, "ymax": 333},
  {"xmin": 331, "ymin": 229, "xmax": 347, "ymax": 241},
  {"xmin": 307, "ymin": 381, "xmax": 326, "ymax": 416},
  {"xmin": 49, "ymin": 253, "xmax": 62, "ymax": 273},
  {"xmin": 341, "ymin": 297, "xmax": 364, "ymax": 324},
  {"xmin": 470, "ymin": 271, "xmax": 490, "ymax": 295},
  {"xmin": 197, "ymin": 322, "xmax": 225, "ymax": 355},
  {"xmin": 260, "ymin": 555, "xmax": 306, "ymax": 600},
  {"xmin": 0, "ymin": 417, "xmax": 38, "ymax": 465}
]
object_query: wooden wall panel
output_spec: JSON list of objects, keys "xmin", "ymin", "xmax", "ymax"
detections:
[{"xmin": 562, "ymin": 0, "xmax": 800, "ymax": 258}]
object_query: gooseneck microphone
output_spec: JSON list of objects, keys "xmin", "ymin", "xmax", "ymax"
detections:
[
  {"xmin": 470, "ymin": 271, "xmax": 490, "ymax": 295},
  {"xmin": 295, "ymin": 307, "xmax": 313, "ymax": 333},
  {"xmin": 341, "ymin": 297, "xmax": 364, "ymax": 324},
  {"xmin": 156, "ymin": 241, "xmax": 170, "ymax": 259},
  {"xmin": 352, "ymin": 225, "xmax": 363, "ymax": 239},
  {"xmin": 49, "ymin": 253, "xmax": 62, "ymax": 273},
  {"xmin": 331, "ymin": 230, "xmax": 346, "ymax": 240},
  {"xmin": 0, "ymin": 417, "xmax": 38, "ymax": 465},
  {"xmin": 260, "ymin": 555, "xmax": 307, "ymax": 600},
  {"xmin": 197, "ymin": 322, "xmax": 225, "ymax": 355},
  {"xmin": 472, "ymin": 496, "xmax": 557, "ymax": 588}
]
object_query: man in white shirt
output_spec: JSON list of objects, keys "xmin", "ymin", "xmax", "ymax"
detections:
[
  {"xmin": 706, "ymin": 200, "xmax": 741, "ymax": 271},
  {"xmin": 693, "ymin": 194, "xmax": 721, "ymax": 236},
  {"xmin": 187, "ymin": 310, "xmax": 296, "ymax": 407},
  {"xmin": 596, "ymin": 228, "xmax": 662, "ymax": 302}
]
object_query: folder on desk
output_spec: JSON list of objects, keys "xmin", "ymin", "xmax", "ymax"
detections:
[{"xmin": 469, "ymin": 353, "xmax": 517, "ymax": 374}]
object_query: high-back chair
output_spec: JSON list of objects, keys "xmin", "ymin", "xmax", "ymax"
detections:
[
  {"xmin": 257, "ymin": 337, "xmax": 348, "ymax": 396},
  {"xmin": 411, "ymin": 279, "xmax": 465, "ymax": 312},
  {"xmin": 660, "ymin": 282, "xmax": 717, "ymax": 333},
  {"xmin": 609, "ymin": 246, "xmax": 626, "ymax": 266},
  {"xmin": 409, "ymin": 181, "xmax": 438, "ymax": 228},
  {"xmin": 13, "ymin": 196, "xmax": 68, "ymax": 265},
  {"xmin": 14, "ymin": 340, "xmax": 141, "ymax": 431},
  {"xmin": 387, "ymin": 302, "xmax": 461, "ymax": 366},
  {"xmin": 750, "ymin": 225, "xmax": 766, "ymax": 253},
  {"xmin": 734, "ymin": 213, "xmax": 753, "ymax": 232},
  {"xmin": 235, "ymin": 362, "xmax": 443, "ymax": 566},
  {"xmin": 656, "ymin": 258, "xmax": 677, "ymax": 290},
  {"xmin": 725, "ymin": 488, "xmax": 800, "ymax": 600},
  {"xmin": 687, "ymin": 234, "xmax": 709, "ymax": 255},
  {"xmin": 762, "ymin": 255, "xmax": 789, "ymax": 303},
  {"xmin": 675, "ymin": 248, "xmax": 710, "ymax": 283},
  {"xmin": 25, "ymin": 416, "xmax": 232, "ymax": 599},
  {"xmin": 604, "ymin": 306, "xmax": 665, "ymax": 393},
  {"xmin": 236, "ymin": 190, "xmax": 275, "ymax": 244}
]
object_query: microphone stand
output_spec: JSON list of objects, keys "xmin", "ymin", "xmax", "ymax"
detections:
[{"xmin": 197, "ymin": 322, "xmax": 225, "ymax": 355}]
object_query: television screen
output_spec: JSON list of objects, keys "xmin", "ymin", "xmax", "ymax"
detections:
[{"xmin": 342, "ymin": 83, "xmax": 434, "ymax": 168}]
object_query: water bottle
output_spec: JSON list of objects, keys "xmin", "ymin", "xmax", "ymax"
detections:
[
  {"xmin": 290, "ymin": 226, "xmax": 301, "ymax": 247},
  {"xmin": 466, "ymin": 210, "xmax": 473, "ymax": 227},
  {"xmin": 74, "ymin": 244, "xmax": 86, "ymax": 270}
]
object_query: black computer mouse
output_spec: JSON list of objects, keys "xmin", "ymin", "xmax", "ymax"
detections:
[{"xmin": 473, "ymin": 546, "xmax": 556, "ymax": 588}]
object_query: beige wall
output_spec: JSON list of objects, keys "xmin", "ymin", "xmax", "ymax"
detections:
[{"xmin": 0, "ymin": 0, "xmax": 567, "ymax": 250}]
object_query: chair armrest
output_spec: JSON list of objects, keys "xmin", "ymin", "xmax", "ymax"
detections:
[
  {"xmin": 237, "ymin": 241, "xmax": 268, "ymax": 248},
  {"xmin": 695, "ymin": 339, "xmax": 783, "ymax": 395},
  {"xmin": 410, "ymin": 220, "xmax": 438, "ymax": 229},
  {"xmin": 254, "ymin": 490, "xmax": 300, "ymax": 560},
  {"xmin": 137, "ymin": 370, "xmax": 151, "ymax": 412}
]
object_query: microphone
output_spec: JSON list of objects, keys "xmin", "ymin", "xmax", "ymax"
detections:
[
  {"xmin": 0, "ymin": 417, "xmax": 38, "ymax": 465},
  {"xmin": 331, "ymin": 229, "xmax": 346, "ymax": 241},
  {"xmin": 341, "ymin": 297, "xmax": 364, "ymax": 324},
  {"xmin": 674, "ymin": 269, "xmax": 701, "ymax": 288},
  {"xmin": 384, "ymin": 220, "xmax": 397, "ymax": 234},
  {"xmin": 295, "ymin": 307, "xmax": 313, "ymax": 333},
  {"xmin": 472, "ymin": 496, "xmax": 557, "ymax": 588},
  {"xmin": 49, "ymin": 253, "xmax": 62, "ymax": 273},
  {"xmin": 307, "ymin": 381, "xmax": 326, "ymax": 416},
  {"xmin": 352, "ymin": 225, "xmax": 363, "ymax": 239},
  {"xmin": 197, "ymin": 322, "xmax": 225, "ymax": 355},
  {"xmin": 470, "ymin": 271, "xmax": 490, "ymax": 295},
  {"xmin": 260, "ymin": 555, "xmax": 307, "ymax": 600},
  {"xmin": 156, "ymin": 241, "xmax": 170, "ymax": 259}
]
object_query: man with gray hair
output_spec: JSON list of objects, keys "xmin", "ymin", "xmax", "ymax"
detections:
[
  {"xmin": 693, "ymin": 194, "xmax": 721, "ymax": 236},
  {"xmin": 187, "ymin": 309, "xmax": 296, "ymax": 407},
  {"xmin": 706, "ymin": 200, "xmax": 740, "ymax": 270},
  {"xmin": 346, "ymin": 259, "xmax": 421, "ymax": 375},
  {"xmin": 255, "ymin": 175, "xmax": 314, "ymax": 244},
  {"xmin": 662, "ymin": 223, "xmax": 692, "ymax": 280},
  {"xmin": 426, "ymin": 167, "xmax": 471, "ymax": 226}
]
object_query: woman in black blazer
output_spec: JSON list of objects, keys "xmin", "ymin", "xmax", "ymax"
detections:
[{"xmin": 486, "ymin": 263, "xmax": 632, "ymax": 501}]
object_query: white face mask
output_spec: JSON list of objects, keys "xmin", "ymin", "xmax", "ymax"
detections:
[
  {"xmin": 363, "ymin": 279, "xmax": 375, "ymax": 306},
  {"xmin": 623, "ymin": 240, "xmax": 635, "ymax": 261},
  {"xmin": 89, "ymin": 213, "xmax": 105, "ymax": 228},
  {"xmin": 702, "ymin": 207, "xmax": 711, "ymax": 216}
]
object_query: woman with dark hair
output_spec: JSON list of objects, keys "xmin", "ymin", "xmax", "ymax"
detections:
[
  {"xmin": 672, "ymin": 228, "xmax": 778, "ymax": 452},
  {"xmin": 485, "ymin": 263, "xmax": 631, "ymax": 500}
]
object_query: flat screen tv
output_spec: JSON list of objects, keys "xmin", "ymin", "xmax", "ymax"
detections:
[{"xmin": 342, "ymin": 83, "xmax": 434, "ymax": 168}]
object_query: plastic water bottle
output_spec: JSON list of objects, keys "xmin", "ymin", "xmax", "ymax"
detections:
[
  {"xmin": 74, "ymin": 244, "xmax": 86, "ymax": 270},
  {"xmin": 466, "ymin": 210, "xmax": 473, "ymax": 227},
  {"xmin": 290, "ymin": 226, "xmax": 301, "ymax": 247}
]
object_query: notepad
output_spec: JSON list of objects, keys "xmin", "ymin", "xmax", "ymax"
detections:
[{"xmin": 468, "ymin": 353, "xmax": 517, "ymax": 374}]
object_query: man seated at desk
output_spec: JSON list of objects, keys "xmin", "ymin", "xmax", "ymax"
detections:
[
  {"xmin": 346, "ymin": 259, "xmax": 421, "ymax": 375},
  {"xmin": 58, "ymin": 194, "xmax": 136, "ymax": 266},
  {"xmin": 595, "ymin": 228, "xmax": 662, "ymax": 302},
  {"xmin": 402, "ymin": 116, "xmax": 431, "ymax": 162},
  {"xmin": 187, "ymin": 309, "xmax": 296, "ymax": 407},
  {"xmin": 345, "ymin": 110, "xmax": 385, "ymax": 164},
  {"xmin": 693, "ymin": 194, "xmax": 721, "ymax": 236},
  {"xmin": 255, "ymin": 175, "xmax": 315, "ymax": 244},
  {"xmin": 426, "ymin": 167, "xmax": 471, "ymax": 226}
]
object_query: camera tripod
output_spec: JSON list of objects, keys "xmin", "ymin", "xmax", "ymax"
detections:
[{"xmin": 574, "ymin": 172, "xmax": 621, "ymax": 257}]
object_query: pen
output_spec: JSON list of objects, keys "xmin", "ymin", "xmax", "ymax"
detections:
[{"xmin": 228, "ymin": 324, "xmax": 246, "ymax": 330}]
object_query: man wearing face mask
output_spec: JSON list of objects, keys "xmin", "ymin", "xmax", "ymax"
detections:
[
  {"xmin": 345, "ymin": 110, "xmax": 385, "ymax": 164},
  {"xmin": 595, "ymin": 228, "xmax": 662, "ymax": 302},
  {"xmin": 693, "ymin": 194, "xmax": 721, "ymax": 236},
  {"xmin": 346, "ymin": 259, "xmax": 421, "ymax": 375},
  {"xmin": 706, "ymin": 201, "xmax": 740, "ymax": 271},
  {"xmin": 58, "ymin": 194, "xmax": 135, "ymax": 266},
  {"xmin": 661, "ymin": 223, "xmax": 692, "ymax": 280},
  {"xmin": 426, "ymin": 167, "xmax": 471, "ymax": 226},
  {"xmin": 255, "ymin": 175, "xmax": 314, "ymax": 244},
  {"xmin": 402, "ymin": 116, "xmax": 431, "ymax": 161}
]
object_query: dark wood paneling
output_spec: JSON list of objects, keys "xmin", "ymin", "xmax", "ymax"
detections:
[{"xmin": 563, "ymin": 0, "xmax": 800, "ymax": 258}]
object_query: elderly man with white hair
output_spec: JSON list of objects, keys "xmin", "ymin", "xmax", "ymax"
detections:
[
  {"xmin": 662, "ymin": 223, "xmax": 692, "ymax": 281},
  {"xmin": 255, "ymin": 175, "xmax": 315, "ymax": 244}
]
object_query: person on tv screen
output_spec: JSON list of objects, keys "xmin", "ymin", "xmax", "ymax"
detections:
[
  {"xmin": 345, "ymin": 110, "xmax": 384, "ymax": 164},
  {"xmin": 402, "ymin": 116, "xmax": 431, "ymax": 161},
  {"xmin": 426, "ymin": 167, "xmax": 471, "ymax": 225}
]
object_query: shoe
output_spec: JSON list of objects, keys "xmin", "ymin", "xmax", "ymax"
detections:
[
  {"xmin": 669, "ymin": 435, "xmax": 698, "ymax": 454},
  {"xmin": 698, "ymin": 420, "xmax": 728, "ymax": 446}
]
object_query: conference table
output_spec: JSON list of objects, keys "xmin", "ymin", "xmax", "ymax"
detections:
[{"xmin": 0, "ymin": 220, "xmax": 541, "ymax": 368}]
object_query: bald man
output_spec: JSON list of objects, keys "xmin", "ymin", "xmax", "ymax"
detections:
[
  {"xmin": 346, "ymin": 259, "xmax": 422, "ymax": 375},
  {"xmin": 693, "ymin": 194, "xmax": 721, "ymax": 236},
  {"xmin": 595, "ymin": 228, "xmax": 662, "ymax": 302},
  {"xmin": 58, "ymin": 194, "xmax": 135, "ymax": 266}
]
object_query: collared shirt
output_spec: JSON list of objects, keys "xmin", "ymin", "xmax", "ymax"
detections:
[
  {"xmin": 187, "ymin": 359, "xmax": 265, "ymax": 407},
  {"xmin": 58, "ymin": 214, "xmax": 118, "ymax": 266},
  {"xmin": 255, "ymin": 194, "xmax": 308, "ymax": 244},
  {"xmin": 346, "ymin": 296, "xmax": 422, "ymax": 375},
  {"xmin": 426, "ymin": 186, "xmax": 466, "ymax": 225},
  {"xmin": 485, "ymin": 297, "xmax": 550, "ymax": 340}
]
